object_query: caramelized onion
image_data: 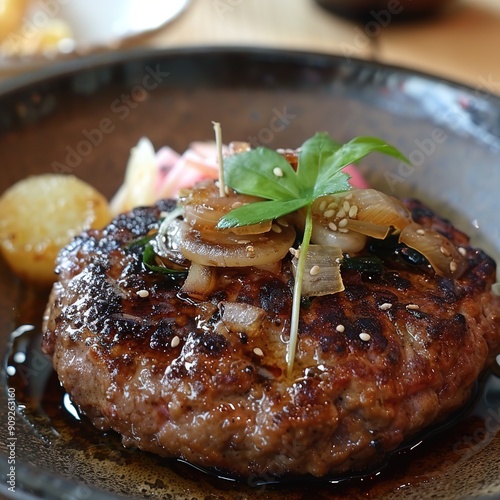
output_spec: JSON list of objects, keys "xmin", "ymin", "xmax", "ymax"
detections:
[
  {"xmin": 310, "ymin": 188, "xmax": 411, "ymax": 253},
  {"xmin": 291, "ymin": 244, "xmax": 344, "ymax": 296},
  {"xmin": 399, "ymin": 222, "xmax": 467, "ymax": 279},
  {"xmin": 155, "ymin": 216, "xmax": 190, "ymax": 269},
  {"xmin": 180, "ymin": 222, "xmax": 296, "ymax": 267},
  {"xmin": 181, "ymin": 262, "xmax": 218, "ymax": 299},
  {"xmin": 311, "ymin": 222, "xmax": 367, "ymax": 253},
  {"xmin": 344, "ymin": 219, "xmax": 390, "ymax": 239},
  {"xmin": 219, "ymin": 301, "xmax": 266, "ymax": 336},
  {"xmin": 181, "ymin": 180, "xmax": 269, "ymax": 235},
  {"xmin": 332, "ymin": 189, "xmax": 410, "ymax": 231}
]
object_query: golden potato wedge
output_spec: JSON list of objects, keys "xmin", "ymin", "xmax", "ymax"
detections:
[{"xmin": 0, "ymin": 174, "xmax": 111, "ymax": 285}]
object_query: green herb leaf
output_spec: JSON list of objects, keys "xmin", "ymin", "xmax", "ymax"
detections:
[
  {"xmin": 314, "ymin": 135, "xmax": 409, "ymax": 198},
  {"xmin": 296, "ymin": 132, "xmax": 342, "ymax": 195},
  {"xmin": 224, "ymin": 147, "xmax": 300, "ymax": 201},
  {"xmin": 125, "ymin": 232, "xmax": 157, "ymax": 250},
  {"xmin": 217, "ymin": 132, "xmax": 410, "ymax": 375},
  {"xmin": 217, "ymin": 198, "xmax": 308, "ymax": 229}
]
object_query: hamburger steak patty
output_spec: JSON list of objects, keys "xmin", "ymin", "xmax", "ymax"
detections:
[{"xmin": 42, "ymin": 198, "xmax": 500, "ymax": 478}]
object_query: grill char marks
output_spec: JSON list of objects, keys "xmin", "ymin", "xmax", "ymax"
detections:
[{"xmin": 42, "ymin": 198, "xmax": 500, "ymax": 478}]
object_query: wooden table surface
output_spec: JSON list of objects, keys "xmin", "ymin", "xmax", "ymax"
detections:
[
  {"xmin": 1, "ymin": 0, "xmax": 500, "ymax": 96},
  {"xmin": 128, "ymin": 0, "xmax": 500, "ymax": 95}
]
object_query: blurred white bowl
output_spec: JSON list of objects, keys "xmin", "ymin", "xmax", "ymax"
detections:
[
  {"xmin": 59, "ymin": 0, "xmax": 190, "ymax": 50},
  {"xmin": 0, "ymin": 0, "xmax": 190, "ymax": 75}
]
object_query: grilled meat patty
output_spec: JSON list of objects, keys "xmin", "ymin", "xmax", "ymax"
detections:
[{"xmin": 42, "ymin": 198, "xmax": 500, "ymax": 478}]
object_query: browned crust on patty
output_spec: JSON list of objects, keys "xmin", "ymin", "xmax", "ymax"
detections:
[{"xmin": 42, "ymin": 198, "xmax": 500, "ymax": 478}]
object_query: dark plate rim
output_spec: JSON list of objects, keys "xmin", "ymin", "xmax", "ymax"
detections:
[{"xmin": 1, "ymin": 45, "xmax": 500, "ymax": 107}]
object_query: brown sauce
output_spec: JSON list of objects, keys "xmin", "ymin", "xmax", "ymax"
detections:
[{"xmin": 5, "ymin": 284, "xmax": 500, "ymax": 497}]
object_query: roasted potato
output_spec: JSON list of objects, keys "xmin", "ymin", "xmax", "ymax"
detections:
[{"xmin": 0, "ymin": 174, "xmax": 111, "ymax": 285}]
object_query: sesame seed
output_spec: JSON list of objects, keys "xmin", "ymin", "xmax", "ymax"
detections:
[
  {"xmin": 450, "ymin": 261, "xmax": 458, "ymax": 273},
  {"xmin": 319, "ymin": 200, "xmax": 327, "ymax": 212},
  {"xmin": 339, "ymin": 228, "xmax": 349, "ymax": 233},
  {"xmin": 224, "ymin": 185, "xmax": 231, "ymax": 195},
  {"xmin": 253, "ymin": 347, "xmax": 264, "ymax": 357},
  {"xmin": 324, "ymin": 209, "xmax": 335, "ymax": 218},
  {"xmin": 237, "ymin": 239, "xmax": 251, "ymax": 244},
  {"xmin": 348, "ymin": 205, "xmax": 358, "ymax": 218},
  {"xmin": 458, "ymin": 247, "xmax": 467, "ymax": 257},
  {"xmin": 231, "ymin": 201, "xmax": 243, "ymax": 209},
  {"xmin": 440, "ymin": 245, "xmax": 451, "ymax": 257},
  {"xmin": 345, "ymin": 193, "xmax": 353, "ymax": 200},
  {"xmin": 336, "ymin": 324, "xmax": 345, "ymax": 333},
  {"xmin": 359, "ymin": 332, "xmax": 371, "ymax": 341},
  {"xmin": 136, "ymin": 290, "xmax": 149, "ymax": 298},
  {"xmin": 310, "ymin": 265, "xmax": 320, "ymax": 276},
  {"xmin": 273, "ymin": 167, "xmax": 284, "ymax": 177},
  {"xmin": 406, "ymin": 304, "xmax": 419, "ymax": 310},
  {"xmin": 327, "ymin": 201, "xmax": 338, "ymax": 210},
  {"xmin": 342, "ymin": 201, "xmax": 351, "ymax": 212},
  {"xmin": 278, "ymin": 217, "xmax": 289, "ymax": 227},
  {"xmin": 336, "ymin": 209, "xmax": 346, "ymax": 219},
  {"xmin": 338, "ymin": 218, "xmax": 348, "ymax": 228},
  {"xmin": 271, "ymin": 223, "xmax": 282, "ymax": 233},
  {"xmin": 171, "ymin": 336, "xmax": 180, "ymax": 348},
  {"xmin": 416, "ymin": 228, "xmax": 426, "ymax": 235},
  {"xmin": 328, "ymin": 222, "xmax": 338, "ymax": 232},
  {"xmin": 379, "ymin": 302, "xmax": 393, "ymax": 311}
]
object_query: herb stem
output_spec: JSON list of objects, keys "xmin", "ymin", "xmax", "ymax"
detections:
[
  {"xmin": 212, "ymin": 121, "xmax": 226, "ymax": 197},
  {"xmin": 287, "ymin": 204, "xmax": 313, "ymax": 377}
]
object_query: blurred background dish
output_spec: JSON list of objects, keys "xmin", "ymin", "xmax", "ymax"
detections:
[
  {"xmin": 0, "ymin": 0, "xmax": 190, "ymax": 73},
  {"xmin": 315, "ymin": 0, "xmax": 458, "ymax": 20}
]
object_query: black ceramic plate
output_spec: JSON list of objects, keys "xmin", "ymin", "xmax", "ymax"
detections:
[{"xmin": 0, "ymin": 47, "xmax": 499, "ymax": 500}]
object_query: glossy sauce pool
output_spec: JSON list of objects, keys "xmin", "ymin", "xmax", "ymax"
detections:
[{"xmin": 4, "ymin": 284, "xmax": 500, "ymax": 499}]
